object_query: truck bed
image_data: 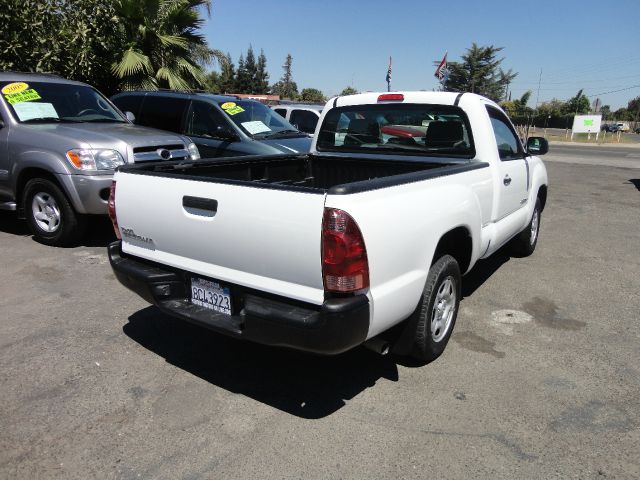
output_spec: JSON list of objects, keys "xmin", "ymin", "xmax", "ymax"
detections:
[{"xmin": 120, "ymin": 154, "xmax": 487, "ymax": 195}]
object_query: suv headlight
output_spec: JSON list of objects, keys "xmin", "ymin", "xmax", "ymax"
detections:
[
  {"xmin": 187, "ymin": 142, "xmax": 200, "ymax": 161},
  {"xmin": 66, "ymin": 149, "xmax": 125, "ymax": 171}
]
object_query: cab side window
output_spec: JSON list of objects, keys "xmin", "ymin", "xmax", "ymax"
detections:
[
  {"xmin": 185, "ymin": 101, "xmax": 228, "ymax": 137},
  {"xmin": 137, "ymin": 96, "xmax": 188, "ymax": 133},
  {"xmin": 487, "ymin": 106, "xmax": 523, "ymax": 161},
  {"xmin": 273, "ymin": 108, "xmax": 287, "ymax": 118}
]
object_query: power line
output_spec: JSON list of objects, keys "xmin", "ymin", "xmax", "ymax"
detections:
[
  {"xmin": 586, "ymin": 84, "xmax": 640, "ymax": 98},
  {"xmin": 511, "ymin": 73, "xmax": 640, "ymax": 87}
]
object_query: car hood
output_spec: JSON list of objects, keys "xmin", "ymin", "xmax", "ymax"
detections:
[
  {"xmin": 21, "ymin": 123, "xmax": 188, "ymax": 162},
  {"xmin": 261, "ymin": 135, "xmax": 312, "ymax": 154}
]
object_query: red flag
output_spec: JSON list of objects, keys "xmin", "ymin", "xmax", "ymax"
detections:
[{"xmin": 434, "ymin": 52, "xmax": 447, "ymax": 80}]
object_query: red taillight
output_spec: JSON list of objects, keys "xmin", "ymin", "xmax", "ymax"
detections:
[
  {"xmin": 108, "ymin": 181, "xmax": 121, "ymax": 239},
  {"xmin": 322, "ymin": 208, "xmax": 369, "ymax": 293},
  {"xmin": 377, "ymin": 93, "xmax": 404, "ymax": 102}
]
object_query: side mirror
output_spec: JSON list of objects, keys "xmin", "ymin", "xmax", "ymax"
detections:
[
  {"xmin": 125, "ymin": 111, "xmax": 136, "ymax": 123},
  {"xmin": 526, "ymin": 136, "xmax": 548, "ymax": 156},
  {"xmin": 213, "ymin": 126, "xmax": 238, "ymax": 141}
]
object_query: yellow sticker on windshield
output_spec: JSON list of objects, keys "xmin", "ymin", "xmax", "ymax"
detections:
[
  {"xmin": 220, "ymin": 101, "xmax": 245, "ymax": 115},
  {"xmin": 225, "ymin": 106, "xmax": 244, "ymax": 115},
  {"xmin": 4, "ymin": 89, "xmax": 41, "ymax": 105},
  {"xmin": 1, "ymin": 82, "xmax": 29, "ymax": 95}
]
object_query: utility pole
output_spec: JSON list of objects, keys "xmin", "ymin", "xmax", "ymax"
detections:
[{"xmin": 534, "ymin": 68, "xmax": 542, "ymax": 109}]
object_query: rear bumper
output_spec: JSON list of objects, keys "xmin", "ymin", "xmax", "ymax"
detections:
[{"xmin": 108, "ymin": 241, "xmax": 370, "ymax": 355}]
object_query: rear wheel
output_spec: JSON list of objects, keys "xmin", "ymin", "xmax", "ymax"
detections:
[
  {"xmin": 409, "ymin": 255, "xmax": 461, "ymax": 362},
  {"xmin": 23, "ymin": 178, "xmax": 86, "ymax": 246}
]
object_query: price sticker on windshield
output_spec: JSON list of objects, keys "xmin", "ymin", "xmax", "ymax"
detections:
[
  {"xmin": 221, "ymin": 101, "xmax": 244, "ymax": 115},
  {"xmin": 2, "ymin": 82, "xmax": 29, "ymax": 95},
  {"xmin": 4, "ymin": 88, "xmax": 41, "ymax": 105}
]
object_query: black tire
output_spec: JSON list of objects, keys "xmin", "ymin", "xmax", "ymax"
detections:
[
  {"xmin": 23, "ymin": 178, "xmax": 86, "ymax": 247},
  {"xmin": 409, "ymin": 254, "xmax": 461, "ymax": 362},
  {"xmin": 511, "ymin": 197, "xmax": 541, "ymax": 257}
]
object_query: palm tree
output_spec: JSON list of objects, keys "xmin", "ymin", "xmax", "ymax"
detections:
[{"xmin": 112, "ymin": 0, "xmax": 224, "ymax": 91}]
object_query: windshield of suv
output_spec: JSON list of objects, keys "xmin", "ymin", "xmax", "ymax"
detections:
[
  {"xmin": 316, "ymin": 104, "xmax": 475, "ymax": 158},
  {"xmin": 0, "ymin": 81, "xmax": 125, "ymax": 124},
  {"xmin": 217, "ymin": 100, "xmax": 304, "ymax": 139}
]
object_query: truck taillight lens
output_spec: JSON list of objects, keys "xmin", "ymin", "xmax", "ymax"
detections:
[
  {"xmin": 108, "ymin": 181, "xmax": 121, "ymax": 240},
  {"xmin": 322, "ymin": 208, "xmax": 369, "ymax": 293}
]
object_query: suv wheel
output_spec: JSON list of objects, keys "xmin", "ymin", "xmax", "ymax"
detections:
[{"xmin": 23, "ymin": 178, "xmax": 86, "ymax": 246}]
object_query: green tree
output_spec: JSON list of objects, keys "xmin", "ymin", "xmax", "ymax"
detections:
[
  {"xmin": 627, "ymin": 96, "xmax": 640, "ymax": 124},
  {"xmin": 501, "ymin": 90, "xmax": 532, "ymax": 117},
  {"xmin": 0, "ymin": 0, "xmax": 120, "ymax": 94},
  {"xmin": 235, "ymin": 54, "xmax": 251, "ymax": 93},
  {"xmin": 600, "ymin": 105, "xmax": 611, "ymax": 120},
  {"xmin": 111, "ymin": 0, "xmax": 223, "ymax": 91},
  {"xmin": 204, "ymin": 71, "xmax": 221, "ymax": 92},
  {"xmin": 340, "ymin": 86, "xmax": 358, "ymax": 96},
  {"xmin": 243, "ymin": 46, "xmax": 258, "ymax": 92},
  {"xmin": 255, "ymin": 49, "xmax": 270, "ymax": 94},
  {"xmin": 565, "ymin": 89, "xmax": 590, "ymax": 115},
  {"xmin": 613, "ymin": 108, "xmax": 631, "ymax": 121},
  {"xmin": 300, "ymin": 88, "xmax": 325, "ymax": 103},
  {"xmin": 218, "ymin": 53, "xmax": 235, "ymax": 93},
  {"xmin": 271, "ymin": 54, "xmax": 298, "ymax": 99},
  {"xmin": 445, "ymin": 43, "xmax": 517, "ymax": 102}
]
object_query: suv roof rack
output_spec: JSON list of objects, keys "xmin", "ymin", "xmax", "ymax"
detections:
[
  {"xmin": 145, "ymin": 88, "xmax": 239, "ymax": 99},
  {"xmin": 2, "ymin": 71, "xmax": 63, "ymax": 79}
]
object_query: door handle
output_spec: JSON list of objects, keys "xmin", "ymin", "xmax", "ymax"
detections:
[
  {"xmin": 503, "ymin": 175, "xmax": 512, "ymax": 186},
  {"xmin": 183, "ymin": 196, "xmax": 218, "ymax": 217}
]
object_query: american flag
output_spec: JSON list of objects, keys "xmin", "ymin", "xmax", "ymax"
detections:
[
  {"xmin": 385, "ymin": 56, "xmax": 392, "ymax": 83},
  {"xmin": 434, "ymin": 52, "xmax": 448, "ymax": 82}
]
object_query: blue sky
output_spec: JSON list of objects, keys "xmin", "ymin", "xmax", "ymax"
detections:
[{"xmin": 202, "ymin": 0, "xmax": 640, "ymax": 109}]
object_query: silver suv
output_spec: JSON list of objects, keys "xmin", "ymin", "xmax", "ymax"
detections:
[{"xmin": 0, "ymin": 73, "xmax": 199, "ymax": 246}]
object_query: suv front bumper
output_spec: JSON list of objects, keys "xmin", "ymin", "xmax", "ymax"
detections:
[
  {"xmin": 108, "ymin": 241, "xmax": 370, "ymax": 355},
  {"xmin": 57, "ymin": 173, "xmax": 112, "ymax": 214}
]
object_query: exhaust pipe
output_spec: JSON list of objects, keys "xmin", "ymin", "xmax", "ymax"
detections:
[{"xmin": 364, "ymin": 337, "xmax": 390, "ymax": 355}]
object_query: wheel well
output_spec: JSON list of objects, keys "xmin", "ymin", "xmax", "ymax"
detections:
[
  {"xmin": 432, "ymin": 227, "xmax": 472, "ymax": 274},
  {"xmin": 538, "ymin": 185, "xmax": 547, "ymax": 211},
  {"xmin": 16, "ymin": 168, "xmax": 61, "ymax": 211}
]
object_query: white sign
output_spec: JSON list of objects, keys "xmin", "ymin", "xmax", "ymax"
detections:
[
  {"xmin": 241, "ymin": 120, "xmax": 271, "ymax": 135},
  {"xmin": 13, "ymin": 102, "xmax": 59, "ymax": 122},
  {"xmin": 572, "ymin": 115, "xmax": 601, "ymax": 134}
]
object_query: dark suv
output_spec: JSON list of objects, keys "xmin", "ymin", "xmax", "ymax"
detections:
[{"xmin": 111, "ymin": 91, "xmax": 312, "ymax": 158}]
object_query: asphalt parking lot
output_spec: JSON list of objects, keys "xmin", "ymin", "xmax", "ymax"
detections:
[{"xmin": 1, "ymin": 148, "xmax": 639, "ymax": 479}]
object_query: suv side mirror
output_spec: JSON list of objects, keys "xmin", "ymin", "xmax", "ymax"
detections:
[
  {"xmin": 213, "ymin": 126, "xmax": 238, "ymax": 142},
  {"xmin": 125, "ymin": 111, "xmax": 136, "ymax": 123},
  {"xmin": 526, "ymin": 136, "xmax": 548, "ymax": 156}
]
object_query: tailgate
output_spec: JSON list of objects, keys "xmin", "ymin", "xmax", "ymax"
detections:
[{"xmin": 114, "ymin": 172, "xmax": 327, "ymax": 304}]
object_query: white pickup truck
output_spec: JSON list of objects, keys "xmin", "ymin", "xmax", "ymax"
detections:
[{"xmin": 108, "ymin": 91, "xmax": 548, "ymax": 362}]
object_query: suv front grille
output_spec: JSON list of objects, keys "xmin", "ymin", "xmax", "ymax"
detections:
[{"xmin": 133, "ymin": 144, "xmax": 189, "ymax": 162}]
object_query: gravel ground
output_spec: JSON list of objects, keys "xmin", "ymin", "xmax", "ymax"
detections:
[{"xmin": 1, "ymin": 158, "xmax": 639, "ymax": 479}]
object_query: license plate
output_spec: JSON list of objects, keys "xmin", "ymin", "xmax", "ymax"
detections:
[{"xmin": 190, "ymin": 277, "xmax": 232, "ymax": 315}]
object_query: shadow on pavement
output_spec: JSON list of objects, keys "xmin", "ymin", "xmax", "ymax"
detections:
[
  {"xmin": 122, "ymin": 248, "xmax": 516, "ymax": 418},
  {"xmin": 0, "ymin": 211, "xmax": 30, "ymax": 236},
  {"xmin": 124, "ymin": 306, "xmax": 400, "ymax": 419},
  {"xmin": 462, "ymin": 250, "xmax": 511, "ymax": 298},
  {"xmin": 628, "ymin": 179, "xmax": 640, "ymax": 191},
  {"xmin": 80, "ymin": 216, "xmax": 117, "ymax": 247},
  {"xmin": 0, "ymin": 211, "xmax": 115, "ymax": 247}
]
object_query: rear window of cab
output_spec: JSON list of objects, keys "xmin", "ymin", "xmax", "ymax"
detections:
[{"xmin": 316, "ymin": 103, "xmax": 475, "ymax": 158}]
